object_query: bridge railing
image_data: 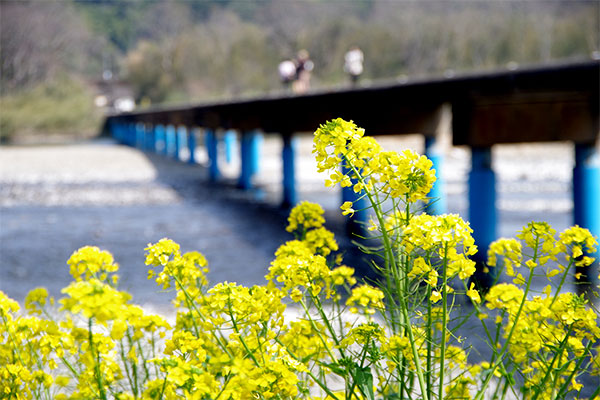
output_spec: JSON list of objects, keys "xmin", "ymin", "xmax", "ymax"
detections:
[{"xmin": 105, "ymin": 60, "xmax": 599, "ymax": 292}]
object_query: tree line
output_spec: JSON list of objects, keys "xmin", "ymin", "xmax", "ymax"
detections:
[{"xmin": 0, "ymin": 0, "xmax": 597, "ymax": 138}]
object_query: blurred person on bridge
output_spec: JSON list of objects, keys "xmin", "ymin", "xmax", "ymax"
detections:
[
  {"xmin": 344, "ymin": 46, "xmax": 364, "ymax": 86},
  {"xmin": 292, "ymin": 49, "xmax": 313, "ymax": 94},
  {"xmin": 278, "ymin": 59, "xmax": 296, "ymax": 92}
]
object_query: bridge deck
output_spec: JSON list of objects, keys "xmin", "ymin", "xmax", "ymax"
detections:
[
  {"xmin": 108, "ymin": 60, "xmax": 598, "ymax": 146},
  {"xmin": 105, "ymin": 60, "xmax": 600, "ymax": 293}
]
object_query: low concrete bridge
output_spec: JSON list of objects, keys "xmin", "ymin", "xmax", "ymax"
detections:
[{"xmin": 105, "ymin": 60, "xmax": 599, "ymax": 288}]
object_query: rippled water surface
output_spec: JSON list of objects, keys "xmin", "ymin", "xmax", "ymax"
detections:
[{"xmin": 0, "ymin": 137, "xmax": 581, "ymax": 306}]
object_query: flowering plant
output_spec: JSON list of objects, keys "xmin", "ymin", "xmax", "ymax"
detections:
[{"xmin": 2, "ymin": 118, "xmax": 599, "ymax": 399}]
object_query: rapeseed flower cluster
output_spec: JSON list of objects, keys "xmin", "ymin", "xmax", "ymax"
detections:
[
  {"xmin": 487, "ymin": 238, "xmax": 522, "ymax": 277},
  {"xmin": 481, "ymin": 221, "xmax": 599, "ymax": 399},
  {"xmin": 559, "ymin": 225, "xmax": 598, "ymax": 267},
  {"xmin": 67, "ymin": 246, "xmax": 119, "ymax": 283},
  {"xmin": 346, "ymin": 285, "xmax": 385, "ymax": 315},
  {"xmin": 313, "ymin": 118, "xmax": 436, "ymax": 203},
  {"xmin": 2, "ymin": 118, "xmax": 599, "ymax": 400},
  {"xmin": 2, "ymin": 246, "xmax": 171, "ymax": 400}
]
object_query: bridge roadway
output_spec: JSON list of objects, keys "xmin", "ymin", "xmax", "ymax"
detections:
[{"xmin": 106, "ymin": 60, "xmax": 599, "ymax": 291}]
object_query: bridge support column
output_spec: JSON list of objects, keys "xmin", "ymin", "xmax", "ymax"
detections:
[
  {"xmin": 127, "ymin": 123, "xmax": 136, "ymax": 146},
  {"xmin": 135, "ymin": 123, "xmax": 144, "ymax": 148},
  {"xmin": 205, "ymin": 129, "xmax": 219, "ymax": 181},
  {"xmin": 239, "ymin": 131, "xmax": 261, "ymax": 190},
  {"xmin": 118, "ymin": 123, "xmax": 126, "ymax": 145},
  {"xmin": 123, "ymin": 124, "xmax": 131, "ymax": 145},
  {"xmin": 165, "ymin": 125, "xmax": 176, "ymax": 157},
  {"xmin": 154, "ymin": 125, "xmax": 166, "ymax": 155},
  {"xmin": 342, "ymin": 164, "xmax": 369, "ymax": 237},
  {"xmin": 224, "ymin": 130, "xmax": 236, "ymax": 164},
  {"xmin": 122, "ymin": 123, "xmax": 129, "ymax": 145},
  {"xmin": 468, "ymin": 147, "xmax": 497, "ymax": 290},
  {"xmin": 136, "ymin": 123, "xmax": 143, "ymax": 148},
  {"xmin": 150, "ymin": 125, "xmax": 158, "ymax": 152},
  {"xmin": 424, "ymin": 135, "xmax": 447, "ymax": 215},
  {"xmin": 188, "ymin": 128, "xmax": 197, "ymax": 164},
  {"xmin": 282, "ymin": 134, "xmax": 297, "ymax": 208},
  {"xmin": 144, "ymin": 124, "xmax": 153, "ymax": 151},
  {"xmin": 111, "ymin": 122, "xmax": 123, "ymax": 143},
  {"xmin": 573, "ymin": 143, "xmax": 600, "ymax": 296},
  {"xmin": 176, "ymin": 126, "xmax": 188, "ymax": 161},
  {"xmin": 120, "ymin": 123, "xmax": 127, "ymax": 145},
  {"xmin": 173, "ymin": 126, "xmax": 181, "ymax": 160},
  {"xmin": 251, "ymin": 132, "xmax": 262, "ymax": 175}
]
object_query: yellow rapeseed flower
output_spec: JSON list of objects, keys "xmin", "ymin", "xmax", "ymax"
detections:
[
  {"xmin": 346, "ymin": 284, "xmax": 385, "ymax": 315},
  {"xmin": 466, "ymin": 282, "xmax": 481, "ymax": 303},
  {"xmin": 67, "ymin": 245, "xmax": 119, "ymax": 282},
  {"xmin": 286, "ymin": 201, "xmax": 326, "ymax": 233}
]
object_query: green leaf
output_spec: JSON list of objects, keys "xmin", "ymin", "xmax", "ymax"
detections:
[
  {"xmin": 354, "ymin": 365, "xmax": 374, "ymax": 400},
  {"xmin": 317, "ymin": 361, "xmax": 346, "ymax": 376}
]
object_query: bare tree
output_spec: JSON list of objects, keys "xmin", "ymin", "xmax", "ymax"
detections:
[{"xmin": 1, "ymin": 1, "xmax": 94, "ymax": 93}]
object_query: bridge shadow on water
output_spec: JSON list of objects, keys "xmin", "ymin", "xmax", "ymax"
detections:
[{"xmin": 139, "ymin": 148, "xmax": 381, "ymax": 283}]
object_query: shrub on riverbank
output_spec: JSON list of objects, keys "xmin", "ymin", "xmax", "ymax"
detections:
[
  {"xmin": 1, "ymin": 119, "xmax": 599, "ymax": 399},
  {"xmin": 0, "ymin": 77, "xmax": 102, "ymax": 144}
]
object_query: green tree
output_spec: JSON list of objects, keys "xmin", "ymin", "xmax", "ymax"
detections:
[{"xmin": 125, "ymin": 40, "xmax": 172, "ymax": 104}]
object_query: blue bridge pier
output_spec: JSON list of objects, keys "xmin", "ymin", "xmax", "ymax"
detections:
[
  {"xmin": 573, "ymin": 143, "xmax": 600, "ymax": 295},
  {"xmin": 468, "ymin": 147, "xmax": 498, "ymax": 289},
  {"xmin": 281, "ymin": 133, "xmax": 298, "ymax": 208},
  {"xmin": 106, "ymin": 60, "xmax": 599, "ymax": 295}
]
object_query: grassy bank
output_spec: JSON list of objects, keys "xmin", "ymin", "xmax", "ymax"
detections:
[{"xmin": 0, "ymin": 78, "xmax": 103, "ymax": 144}]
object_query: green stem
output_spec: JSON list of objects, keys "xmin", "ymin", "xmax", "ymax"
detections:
[
  {"xmin": 273, "ymin": 337, "xmax": 339, "ymax": 399},
  {"xmin": 438, "ymin": 244, "xmax": 449, "ymax": 400},
  {"xmin": 214, "ymin": 373, "xmax": 233, "ymax": 400},
  {"xmin": 158, "ymin": 374, "xmax": 168, "ymax": 400},
  {"xmin": 400, "ymin": 303, "xmax": 429, "ymax": 400},
  {"xmin": 300, "ymin": 294, "xmax": 368, "ymax": 399},
  {"xmin": 171, "ymin": 275, "xmax": 233, "ymax": 358},
  {"xmin": 119, "ymin": 338, "xmax": 135, "ymax": 395},
  {"xmin": 313, "ymin": 294, "xmax": 344, "ymax": 348},
  {"xmin": 554, "ymin": 340, "xmax": 594, "ymax": 398},
  {"xmin": 346, "ymin": 157, "xmax": 429, "ymax": 400},
  {"xmin": 475, "ymin": 234, "xmax": 541, "ymax": 400},
  {"xmin": 346, "ymin": 159, "xmax": 396, "ymax": 287},
  {"xmin": 1, "ymin": 314, "xmax": 26, "ymax": 367},
  {"xmin": 531, "ymin": 326, "xmax": 573, "ymax": 400},
  {"xmin": 227, "ymin": 301, "xmax": 261, "ymax": 367},
  {"xmin": 399, "ymin": 356, "xmax": 407, "ymax": 400},
  {"xmin": 473, "ymin": 300, "xmax": 503, "ymax": 368},
  {"xmin": 347, "ymin": 337, "xmax": 371, "ymax": 399},
  {"xmin": 151, "ymin": 334, "xmax": 160, "ymax": 377},
  {"xmin": 299, "ymin": 298, "xmax": 338, "ymax": 362},
  {"xmin": 88, "ymin": 318, "xmax": 107, "ymax": 400},
  {"xmin": 59, "ymin": 355, "xmax": 81, "ymax": 379},
  {"xmin": 136, "ymin": 333, "xmax": 151, "ymax": 384},
  {"xmin": 126, "ymin": 330, "xmax": 140, "ymax": 398},
  {"xmin": 550, "ymin": 258, "xmax": 575, "ymax": 307},
  {"xmin": 426, "ymin": 284, "xmax": 433, "ymax": 400}
]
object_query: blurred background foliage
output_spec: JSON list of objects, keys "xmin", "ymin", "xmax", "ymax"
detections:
[{"xmin": 0, "ymin": 0, "xmax": 598, "ymax": 142}]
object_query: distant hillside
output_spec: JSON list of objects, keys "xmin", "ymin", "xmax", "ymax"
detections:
[{"xmin": 1, "ymin": 0, "xmax": 598, "ymax": 140}]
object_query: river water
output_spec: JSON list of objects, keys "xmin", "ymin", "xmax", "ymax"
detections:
[{"xmin": 0, "ymin": 135, "xmax": 578, "ymax": 308}]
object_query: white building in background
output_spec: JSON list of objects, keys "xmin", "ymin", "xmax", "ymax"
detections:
[{"xmin": 93, "ymin": 78, "xmax": 135, "ymax": 113}]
